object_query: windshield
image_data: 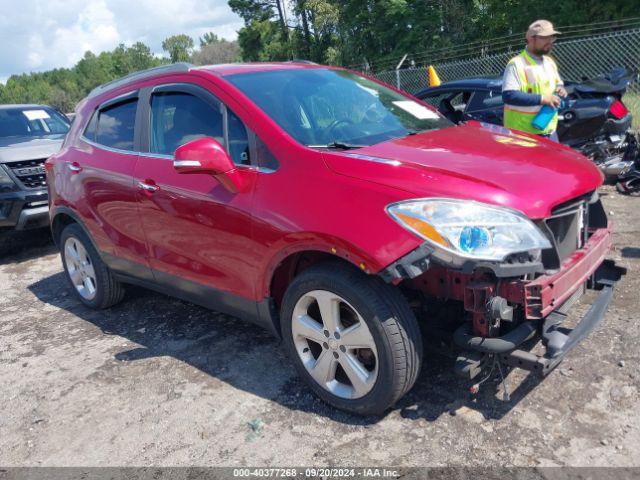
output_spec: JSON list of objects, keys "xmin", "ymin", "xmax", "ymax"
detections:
[
  {"xmin": 0, "ymin": 107, "xmax": 70, "ymax": 139},
  {"xmin": 226, "ymin": 68, "xmax": 452, "ymax": 148}
]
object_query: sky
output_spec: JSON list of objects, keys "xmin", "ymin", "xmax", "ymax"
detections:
[{"xmin": 0, "ymin": 0, "xmax": 244, "ymax": 83}]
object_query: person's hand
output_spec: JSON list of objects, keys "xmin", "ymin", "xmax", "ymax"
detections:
[
  {"xmin": 541, "ymin": 94, "xmax": 562, "ymax": 108},
  {"xmin": 556, "ymin": 86, "xmax": 568, "ymax": 97}
]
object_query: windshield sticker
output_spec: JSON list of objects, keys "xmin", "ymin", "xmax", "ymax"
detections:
[
  {"xmin": 23, "ymin": 110, "xmax": 51, "ymax": 121},
  {"xmin": 392, "ymin": 101, "xmax": 439, "ymax": 120},
  {"xmin": 354, "ymin": 83, "xmax": 380, "ymax": 97}
]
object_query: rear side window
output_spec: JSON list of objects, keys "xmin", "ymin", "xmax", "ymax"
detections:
[
  {"xmin": 150, "ymin": 92, "xmax": 223, "ymax": 156},
  {"xmin": 83, "ymin": 111, "xmax": 98, "ymax": 141},
  {"xmin": 95, "ymin": 99, "xmax": 137, "ymax": 151}
]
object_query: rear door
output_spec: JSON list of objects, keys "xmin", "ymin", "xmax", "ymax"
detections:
[
  {"xmin": 133, "ymin": 80, "xmax": 260, "ymax": 302},
  {"xmin": 72, "ymin": 92, "xmax": 153, "ymax": 280}
]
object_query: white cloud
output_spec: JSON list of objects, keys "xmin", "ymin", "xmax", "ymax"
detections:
[{"xmin": 0, "ymin": 0, "xmax": 244, "ymax": 80}]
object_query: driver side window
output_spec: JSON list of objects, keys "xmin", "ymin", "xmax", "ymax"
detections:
[
  {"xmin": 150, "ymin": 92, "xmax": 223, "ymax": 156},
  {"xmin": 150, "ymin": 90, "xmax": 251, "ymax": 166}
]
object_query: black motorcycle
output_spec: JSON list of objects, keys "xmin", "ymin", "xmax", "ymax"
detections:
[
  {"xmin": 616, "ymin": 147, "xmax": 640, "ymax": 195},
  {"xmin": 565, "ymin": 67, "xmax": 638, "ymax": 172}
]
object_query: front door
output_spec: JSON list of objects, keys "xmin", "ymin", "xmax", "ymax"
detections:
[{"xmin": 133, "ymin": 82, "xmax": 261, "ymax": 303}]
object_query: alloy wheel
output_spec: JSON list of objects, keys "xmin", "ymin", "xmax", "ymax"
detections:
[
  {"xmin": 291, "ymin": 290, "xmax": 379, "ymax": 399},
  {"xmin": 64, "ymin": 237, "xmax": 97, "ymax": 301}
]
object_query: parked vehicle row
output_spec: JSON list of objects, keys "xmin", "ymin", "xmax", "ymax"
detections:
[{"xmin": 44, "ymin": 62, "xmax": 624, "ymax": 414}]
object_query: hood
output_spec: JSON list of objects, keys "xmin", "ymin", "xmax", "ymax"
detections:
[
  {"xmin": 0, "ymin": 135, "xmax": 65, "ymax": 163},
  {"xmin": 322, "ymin": 122, "xmax": 603, "ymax": 219}
]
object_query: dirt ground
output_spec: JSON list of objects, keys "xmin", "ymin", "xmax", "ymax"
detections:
[{"xmin": 0, "ymin": 185, "xmax": 639, "ymax": 467}]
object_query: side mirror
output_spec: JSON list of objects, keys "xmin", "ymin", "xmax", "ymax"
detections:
[{"xmin": 173, "ymin": 137, "xmax": 243, "ymax": 193}]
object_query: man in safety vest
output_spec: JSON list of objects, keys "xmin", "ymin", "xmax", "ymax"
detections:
[{"xmin": 502, "ymin": 19, "xmax": 568, "ymax": 141}]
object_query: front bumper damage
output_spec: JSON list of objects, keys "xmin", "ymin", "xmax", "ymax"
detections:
[
  {"xmin": 381, "ymin": 223, "xmax": 625, "ymax": 378},
  {"xmin": 455, "ymin": 258, "xmax": 624, "ymax": 377}
]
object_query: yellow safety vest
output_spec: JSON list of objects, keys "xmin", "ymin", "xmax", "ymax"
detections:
[{"xmin": 503, "ymin": 49, "xmax": 561, "ymax": 135}]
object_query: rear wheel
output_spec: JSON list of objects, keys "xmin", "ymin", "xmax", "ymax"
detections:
[
  {"xmin": 280, "ymin": 262, "xmax": 423, "ymax": 415},
  {"xmin": 60, "ymin": 223, "xmax": 124, "ymax": 309}
]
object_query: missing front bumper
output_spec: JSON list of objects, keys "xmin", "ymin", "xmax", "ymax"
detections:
[{"xmin": 456, "ymin": 260, "xmax": 626, "ymax": 377}]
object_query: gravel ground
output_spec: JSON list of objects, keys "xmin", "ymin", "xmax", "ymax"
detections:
[{"xmin": 0, "ymin": 185, "xmax": 638, "ymax": 467}]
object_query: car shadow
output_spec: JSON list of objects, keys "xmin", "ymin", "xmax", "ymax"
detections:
[
  {"xmin": 396, "ymin": 341, "xmax": 543, "ymax": 422},
  {"xmin": 0, "ymin": 228, "xmax": 56, "ymax": 264},
  {"xmin": 27, "ymin": 272, "xmax": 538, "ymax": 425},
  {"xmin": 621, "ymin": 247, "xmax": 640, "ymax": 259}
]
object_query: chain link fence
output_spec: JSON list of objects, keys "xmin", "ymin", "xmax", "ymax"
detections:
[{"xmin": 370, "ymin": 26, "xmax": 640, "ymax": 129}]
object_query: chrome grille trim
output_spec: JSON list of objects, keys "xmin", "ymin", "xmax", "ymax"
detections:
[{"xmin": 7, "ymin": 158, "xmax": 47, "ymax": 189}]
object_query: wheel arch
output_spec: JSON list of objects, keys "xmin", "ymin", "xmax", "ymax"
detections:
[
  {"xmin": 261, "ymin": 239, "xmax": 386, "ymax": 338},
  {"xmin": 51, "ymin": 206, "xmax": 101, "ymax": 256}
]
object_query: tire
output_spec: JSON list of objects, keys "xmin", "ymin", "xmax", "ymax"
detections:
[
  {"xmin": 616, "ymin": 178, "xmax": 640, "ymax": 196},
  {"xmin": 59, "ymin": 223, "xmax": 124, "ymax": 309},
  {"xmin": 280, "ymin": 261, "xmax": 423, "ymax": 415}
]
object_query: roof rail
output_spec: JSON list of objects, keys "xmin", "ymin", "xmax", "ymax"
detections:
[
  {"xmin": 87, "ymin": 62, "xmax": 193, "ymax": 99},
  {"xmin": 286, "ymin": 59, "xmax": 318, "ymax": 65}
]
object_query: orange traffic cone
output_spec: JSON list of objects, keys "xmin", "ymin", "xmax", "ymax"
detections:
[{"xmin": 428, "ymin": 65, "xmax": 441, "ymax": 87}]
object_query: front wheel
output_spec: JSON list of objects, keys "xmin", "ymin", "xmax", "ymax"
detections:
[{"xmin": 280, "ymin": 262, "xmax": 423, "ymax": 415}]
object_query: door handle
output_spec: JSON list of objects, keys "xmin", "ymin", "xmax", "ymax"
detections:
[
  {"xmin": 137, "ymin": 180, "xmax": 159, "ymax": 193},
  {"xmin": 67, "ymin": 162, "xmax": 82, "ymax": 173}
]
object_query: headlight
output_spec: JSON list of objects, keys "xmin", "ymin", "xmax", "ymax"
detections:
[
  {"xmin": 387, "ymin": 198, "xmax": 551, "ymax": 262},
  {"xmin": 0, "ymin": 166, "xmax": 18, "ymax": 193}
]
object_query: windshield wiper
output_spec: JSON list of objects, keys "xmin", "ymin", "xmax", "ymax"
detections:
[
  {"xmin": 405, "ymin": 128, "xmax": 431, "ymax": 136},
  {"xmin": 308, "ymin": 141, "xmax": 365, "ymax": 150}
]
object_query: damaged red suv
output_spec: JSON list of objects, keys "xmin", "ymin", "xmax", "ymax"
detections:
[{"xmin": 47, "ymin": 62, "xmax": 623, "ymax": 414}]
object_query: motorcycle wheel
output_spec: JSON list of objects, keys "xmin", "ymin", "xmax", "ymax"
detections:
[{"xmin": 616, "ymin": 177, "xmax": 640, "ymax": 196}]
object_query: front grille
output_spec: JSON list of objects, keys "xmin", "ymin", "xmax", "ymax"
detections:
[
  {"xmin": 546, "ymin": 207, "xmax": 583, "ymax": 261},
  {"xmin": 538, "ymin": 191, "xmax": 596, "ymax": 270},
  {"xmin": 7, "ymin": 159, "xmax": 47, "ymax": 189}
]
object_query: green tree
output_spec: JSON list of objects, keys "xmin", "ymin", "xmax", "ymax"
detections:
[
  {"xmin": 0, "ymin": 41, "xmax": 166, "ymax": 111},
  {"xmin": 162, "ymin": 34, "xmax": 195, "ymax": 63},
  {"xmin": 237, "ymin": 20, "xmax": 289, "ymax": 61},
  {"xmin": 127, "ymin": 42, "xmax": 160, "ymax": 70},
  {"xmin": 199, "ymin": 32, "xmax": 221, "ymax": 47},
  {"xmin": 192, "ymin": 35, "xmax": 241, "ymax": 65},
  {"xmin": 230, "ymin": 0, "xmax": 292, "ymax": 60}
]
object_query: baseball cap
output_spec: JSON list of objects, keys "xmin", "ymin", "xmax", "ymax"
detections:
[{"xmin": 526, "ymin": 20, "xmax": 561, "ymax": 38}]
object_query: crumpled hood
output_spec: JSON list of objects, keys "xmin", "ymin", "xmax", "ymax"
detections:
[
  {"xmin": 322, "ymin": 122, "xmax": 603, "ymax": 219},
  {"xmin": 0, "ymin": 135, "xmax": 65, "ymax": 163}
]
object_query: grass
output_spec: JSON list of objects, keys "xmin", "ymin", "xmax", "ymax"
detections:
[{"xmin": 623, "ymin": 91, "xmax": 640, "ymax": 132}]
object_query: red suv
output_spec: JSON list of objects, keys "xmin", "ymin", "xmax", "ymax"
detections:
[{"xmin": 47, "ymin": 62, "xmax": 623, "ymax": 414}]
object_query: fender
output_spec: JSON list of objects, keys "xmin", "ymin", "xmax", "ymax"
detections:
[{"xmin": 258, "ymin": 233, "xmax": 389, "ymax": 299}]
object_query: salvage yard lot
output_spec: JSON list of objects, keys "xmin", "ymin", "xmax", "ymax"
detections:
[{"xmin": 1, "ymin": 185, "xmax": 639, "ymax": 467}]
